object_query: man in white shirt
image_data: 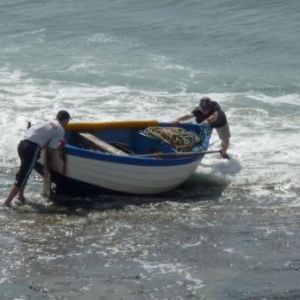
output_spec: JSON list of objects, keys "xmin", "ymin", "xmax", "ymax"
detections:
[{"xmin": 3, "ymin": 110, "xmax": 71, "ymax": 207}]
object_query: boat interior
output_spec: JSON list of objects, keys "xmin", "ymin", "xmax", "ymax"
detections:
[
  {"xmin": 66, "ymin": 128, "xmax": 176, "ymax": 156},
  {"xmin": 64, "ymin": 121, "xmax": 209, "ymax": 156}
]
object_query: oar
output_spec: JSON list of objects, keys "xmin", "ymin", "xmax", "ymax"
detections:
[
  {"xmin": 208, "ymin": 139, "xmax": 219, "ymax": 148},
  {"xmin": 60, "ymin": 146, "xmax": 67, "ymax": 175},
  {"xmin": 42, "ymin": 148, "xmax": 51, "ymax": 199},
  {"xmin": 139, "ymin": 150, "xmax": 220, "ymax": 158}
]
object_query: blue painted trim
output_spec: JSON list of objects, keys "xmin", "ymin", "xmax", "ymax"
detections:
[{"xmin": 66, "ymin": 145, "xmax": 203, "ymax": 166}]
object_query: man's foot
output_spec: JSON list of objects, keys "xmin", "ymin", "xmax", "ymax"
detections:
[
  {"xmin": 220, "ymin": 149, "xmax": 230, "ymax": 159},
  {"xmin": 15, "ymin": 197, "xmax": 26, "ymax": 206},
  {"xmin": 16, "ymin": 197, "xmax": 26, "ymax": 203},
  {"xmin": 2, "ymin": 198, "xmax": 12, "ymax": 207}
]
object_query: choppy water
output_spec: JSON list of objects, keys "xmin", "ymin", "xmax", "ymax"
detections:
[{"xmin": 1, "ymin": 0, "xmax": 300, "ymax": 299}]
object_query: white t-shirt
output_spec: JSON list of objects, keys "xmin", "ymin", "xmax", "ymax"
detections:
[{"xmin": 23, "ymin": 120, "xmax": 64, "ymax": 149}]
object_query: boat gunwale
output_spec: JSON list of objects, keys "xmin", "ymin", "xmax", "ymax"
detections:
[
  {"xmin": 65, "ymin": 144, "xmax": 205, "ymax": 167},
  {"xmin": 66, "ymin": 120, "xmax": 159, "ymax": 131},
  {"xmin": 64, "ymin": 120, "xmax": 209, "ymax": 167}
]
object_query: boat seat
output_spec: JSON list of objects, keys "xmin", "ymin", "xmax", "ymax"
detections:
[
  {"xmin": 78, "ymin": 133, "xmax": 128, "ymax": 155},
  {"xmin": 132, "ymin": 132, "xmax": 176, "ymax": 154}
]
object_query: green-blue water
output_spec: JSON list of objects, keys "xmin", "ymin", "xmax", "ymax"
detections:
[{"xmin": 1, "ymin": 0, "xmax": 300, "ymax": 299}]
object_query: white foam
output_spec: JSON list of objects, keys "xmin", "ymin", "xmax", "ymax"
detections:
[
  {"xmin": 248, "ymin": 93, "xmax": 300, "ymax": 106},
  {"xmin": 1, "ymin": 60, "xmax": 300, "ymax": 206}
]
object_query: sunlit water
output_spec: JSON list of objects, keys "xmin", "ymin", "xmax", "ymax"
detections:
[{"xmin": 1, "ymin": 0, "xmax": 300, "ymax": 299}]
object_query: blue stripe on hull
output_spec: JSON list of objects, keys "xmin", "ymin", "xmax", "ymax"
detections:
[
  {"xmin": 49, "ymin": 169, "xmax": 159, "ymax": 198},
  {"xmin": 66, "ymin": 145, "xmax": 203, "ymax": 166}
]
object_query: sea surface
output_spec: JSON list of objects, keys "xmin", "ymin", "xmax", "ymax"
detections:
[{"xmin": 1, "ymin": 0, "xmax": 300, "ymax": 299}]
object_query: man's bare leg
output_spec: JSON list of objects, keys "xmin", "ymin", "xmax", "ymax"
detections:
[
  {"xmin": 3, "ymin": 185, "xmax": 21, "ymax": 207},
  {"xmin": 220, "ymin": 140, "xmax": 230, "ymax": 159}
]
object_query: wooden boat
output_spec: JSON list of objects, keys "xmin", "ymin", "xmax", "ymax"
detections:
[{"xmin": 37, "ymin": 120, "xmax": 212, "ymax": 197}]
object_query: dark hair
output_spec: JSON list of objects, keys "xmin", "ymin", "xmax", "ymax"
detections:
[
  {"xmin": 56, "ymin": 110, "xmax": 71, "ymax": 121},
  {"xmin": 199, "ymin": 97, "xmax": 211, "ymax": 111}
]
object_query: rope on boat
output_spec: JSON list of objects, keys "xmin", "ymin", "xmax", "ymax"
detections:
[{"xmin": 144, "ymin": 126, "xmax": 199, "ymax": 152}]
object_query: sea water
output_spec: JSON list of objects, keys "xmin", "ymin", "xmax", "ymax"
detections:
[{"xmin": 1, "ymin": 0, "xmax": 300, "ymax": 299}]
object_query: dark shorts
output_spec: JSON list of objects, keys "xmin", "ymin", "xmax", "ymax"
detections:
[{"xmin": 15, "ymin": 140, "xmax": 41, "ymax": 189}]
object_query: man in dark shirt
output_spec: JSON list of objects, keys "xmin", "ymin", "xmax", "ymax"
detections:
[{"xmin": 173, "ymin": 97, "xmax": 231, "ymax": 159}]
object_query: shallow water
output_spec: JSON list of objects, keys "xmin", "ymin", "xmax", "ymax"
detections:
[
  {"xmin": 1, "ymin": 0, "xmax": 300, "ymax": 299},
  {"xmin": 1, "ymin": 175, "xmax": 300, "ymax": 299}
]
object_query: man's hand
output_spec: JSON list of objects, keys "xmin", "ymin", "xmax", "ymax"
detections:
[
  {"xmin": 59, "ymin": 139, "xmax": 67, "ymax": 148},
  {"xmin": 202, "ymin": 112, "xmax": 219, "ymax": 125},
  {"xmin": 201, "ymin": 119, "xmax": 210, "ymax": 125},
  {"xmin": 172, "ymin": 119, "xmax": 179, "ymax": 125}
]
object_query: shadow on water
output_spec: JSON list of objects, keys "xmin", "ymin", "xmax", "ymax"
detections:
[
  {"xmin": 3, "ymin": 157, "xmax": 242, "ymax": 215},
  {"xmin": 18, "ymin": 172, "xmax": 229, "ymax": 216}
]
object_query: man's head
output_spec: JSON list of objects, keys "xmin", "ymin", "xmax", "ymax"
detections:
[
  {"xmin": 198, "ymin": 97, "xmax": 212, "ymax": 113},
  {"xmin": 56, "ymin": 110, "xmax": 71, "ymax": 127}
]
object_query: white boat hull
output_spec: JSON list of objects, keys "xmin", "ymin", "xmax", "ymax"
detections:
[
  {"xmin": 48, "ymin": 151, "xmax": 201, "ymax": 195},
  {"xmin": 37, "ymin": 120, "xmax": 210, "ymax": 197}
]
